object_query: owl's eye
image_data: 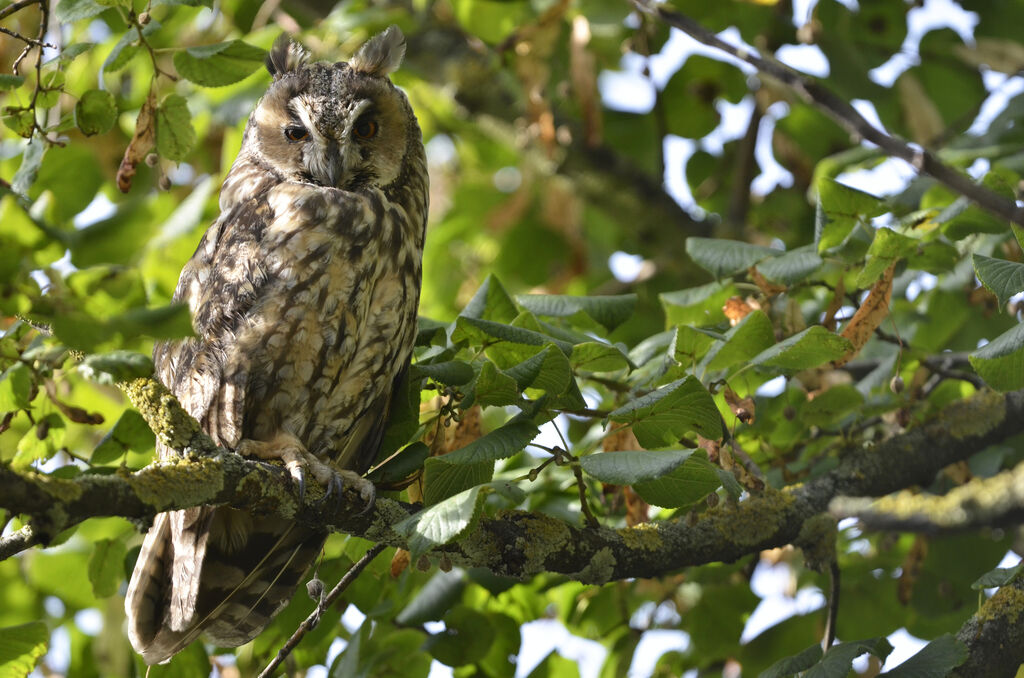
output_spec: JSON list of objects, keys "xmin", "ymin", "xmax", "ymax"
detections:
[
  {"xmin": 284, "ymin": 126, "xmax": 309, "ymax": 142},
  {"xmin": 353, "ymin": 119, "xmax": 378, "ymax": 139}
]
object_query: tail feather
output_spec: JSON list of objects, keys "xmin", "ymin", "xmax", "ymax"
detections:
[{"xmin": 125, "ymin": 506, "xmax": 325, "ymax": 664}]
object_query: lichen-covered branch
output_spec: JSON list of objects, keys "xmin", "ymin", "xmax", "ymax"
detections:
[
  {"xmin": 952, "ymin": 576, "xmax": 1024, "ymax": 678},
  {"xmin": 830, "ymin": 459, "xmax": 1024, "ymax": 533},
  {"xmin": 4, "ymin": 388, "xmax": 1023, "ymax": 583},
  {"xmin": 631, "ymin": 1, "xmax": 1024, "ymax": 228},
  {"xmin": 0, "ymin": 524, "xmax": 38, "ymax": 560}
]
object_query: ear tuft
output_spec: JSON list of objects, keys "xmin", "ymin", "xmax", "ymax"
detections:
[
  {"xmin": 349, "ymin": 25, "xmax": 406, "ymax": 77},
  {"xmin": 266, "ymin": 35, "xmax": 309, "ymax": 79}
]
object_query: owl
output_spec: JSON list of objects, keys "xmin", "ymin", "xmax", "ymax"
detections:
[{"xmin": 123, "ymin": 26, "xmax": 428, "ymax": 664}]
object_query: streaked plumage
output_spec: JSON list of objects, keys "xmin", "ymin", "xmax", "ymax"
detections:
[{"xmin": 124, "ymin": 26, "xmax": 428, "ymax": 664}]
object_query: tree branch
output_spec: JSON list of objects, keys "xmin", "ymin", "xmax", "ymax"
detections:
[
  {"xmin": 830, "ymin": 458, "xmax": 1024, "ymax": 533},
  {"xmin": 952, "ymin": 575, "xmax": 1024, "ymax": 678},
  {"xmin": 0, "ymin": 524, "xmax": 39, "ymax": 560},
  {"xmin": 4, "ymin": 382, "xmax": 1023, "ymax": 582},
  {"xmin": 630, "ymin": 1, "xmax": 1024, "ymax": 228}
]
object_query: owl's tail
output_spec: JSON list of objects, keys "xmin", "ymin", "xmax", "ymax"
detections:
[{"xmin": 125, "ymin": 505, "xmax": 325, "ymax": 664}]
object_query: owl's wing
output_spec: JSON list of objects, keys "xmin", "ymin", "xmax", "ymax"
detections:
[{"xmin": 127, "ymin": 198, "xmax": 277, "ymax": 663}]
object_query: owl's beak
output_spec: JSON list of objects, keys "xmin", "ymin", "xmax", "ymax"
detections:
[{"xmin": 325, "ymin": 143, "xmax": 344, "ymax": 187}]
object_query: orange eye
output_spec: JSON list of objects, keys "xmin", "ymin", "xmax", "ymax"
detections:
[
  {"xmin": 353, "ymin": 119, "xmax": 377, "ymax": 139},
  {"xmin": 284, "ymin": 126, "xmax": 308, "ymax": 141}
]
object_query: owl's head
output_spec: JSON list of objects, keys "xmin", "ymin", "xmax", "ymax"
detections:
[{"xmin": 243, "ymin": 26, "xmax": 418, "ymax": 193}]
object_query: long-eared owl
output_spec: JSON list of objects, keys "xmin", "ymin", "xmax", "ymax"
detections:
[{"xmin": 124, "ymin": 26, "xmax": 428, "ymax": 664}]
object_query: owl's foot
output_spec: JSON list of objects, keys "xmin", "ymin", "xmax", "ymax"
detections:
[{"xmin": 237, "ymin": 434, "xmax": 375, "ymax": 511}]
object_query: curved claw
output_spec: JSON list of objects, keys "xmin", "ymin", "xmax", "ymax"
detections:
[
  {"xmin": 288, "ymin": 463, "xmax": 307, "ymax": 506},
  {"xmin": 314, "ymin": 473, "xmax": 345, "ymax": 508}
]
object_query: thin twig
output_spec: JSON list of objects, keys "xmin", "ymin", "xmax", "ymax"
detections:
[
  {"xmin": 0, "ymin": 26, "xmax": 55, "ymax": 48},
  {"xmin": 0, "ymin": 525, "xmax": 39, "ymax": 561},
  {"xmin": 822, "ymin": 560, "xmax": 840, "ymax": 651},
  {"xmin": 257, "ymin": 543, "xmax": 387, "ymax": 678},
  {"xmin": 630, "ymin": 0, "xmax": 1024, "ymax": 228},
  {"xmin": 0, "ymin": 0, "xmax": 36, "ymax": 20}
]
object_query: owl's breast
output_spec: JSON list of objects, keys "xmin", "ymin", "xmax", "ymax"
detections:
[{"xmin": 230, "ymin": 183, "xmax": 422, "ymax": 458}]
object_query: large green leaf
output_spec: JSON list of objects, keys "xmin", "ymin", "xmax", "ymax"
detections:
[
  {"xmin": 608, "ymin": 376, "xmax": 722, "ymax": 448},
  {"xmin": 516, "ymin": 293, "xmax": 637, "ymax": 331},
  {"xmin": 702, "ymin": 310, "xmax": 776, "ymax": 372},
  {"xmin": 816, "ymin": 178, "xmax": 887, "ymax": 251},
  {"xmin": 969, "ymin": 322, "xmax": 1024, "ymax": 391},
  {"xmin": 878, "ymin": 634, "xmax": 967, "ymax": 677},
  {"xmin": 580, "ymin": 449, "xmax": 693, "ymax": 484},
  {"xmin": 173, "ymin": 41, "xmax": 267, "ymax": 87},
  {"xmin": 750, "ymin": 327, "xmax": 853, "ymax": 372},
  {"xmin": 973, "ymin": 254, "xmax": 1024, "ymax": 308},
  {"xmin": 0, "ymin": 622, "xmax": 48, "ymax": 677},
  {"xmin": 686, "ymin": 237, "xmax": 780, "ymax": 278},
  {"xmin": 633, "ymin": 453, "xmax": 722, "ymax": 508}
]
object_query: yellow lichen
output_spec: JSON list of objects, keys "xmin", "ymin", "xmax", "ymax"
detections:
[
  {"xmin": 976, "ymin": 584, "xmax": 1024, "ymax": 627},
  {"xmin": 575, "ymin": 547, "xmax": 616, "ymax": 585},
  {"xmin": 712, "ymin": 487, "xmax": 794, "ymax": 546},
  {"xmin": 515, "ymin": 512, "xmax": 572, "ymax": 574},
  {"xmin": 121, "ymin": 378, "xmax": 207, "ymax": 452},
  {"xmin": 36, "ymin": 473, "xmax": 84, "ymax": 502},
  {"xmin": 618, "ymin": 522, "xmax": 663, "ymax": 551},
  {"xmin": 129, "ymin": 456, "xmax": 224, "ymax": 511},
  {"xmin": 929, "ymin": 389, "xmax": 1005, "ymax": 440}
]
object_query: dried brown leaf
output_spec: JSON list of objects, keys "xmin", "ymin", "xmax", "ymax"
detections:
[
  {"xmin": 116, "ymin": 91, "xmax": 156, "ymax": 193},
  {"xmin": 834, "ymin": 263, "xmax": 895, "ymax": 367}
]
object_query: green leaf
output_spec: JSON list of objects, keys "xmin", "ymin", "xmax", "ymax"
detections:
[
  {"xmin": 608, "ymin": 376, "xmax": 722, "ymax": 448},
  {"xmin": 971, "ymin": 562, "xmax": 1023, "ymax": 590},
  {"xmin": 92, "ymin": 409, "xmax": 155, "ymax": 464},
  {"xmin": 155, "ymin": 94, "xmax": 195, "ymax": 161},
  {"xmin": 806, "ymin": 638, "xmax": 892, "ymax": 678},
  {"xmin": 2, "ymin": 107, "xmax": 35, "ymax": 138},
  {"xmin": 411, "ymin": 360, "xmax": 476, "ymax": 386},
  {"xmin": 470, "ymin": 361, "xmax": 520, "ymax": 408},
  {"xmin": 441, "ymin": 419, "xmax": 539, "ymax": 466},
  {"xmin": 570, "ymin": 341, "xmax": 631, "ymax": 373},
  {"xmin": 515, "ymin": 294, "xmax": 637, "ymax": 331},
  {"xmin": 686, "ymin": 237, "xmax": 780, "ymax": 278},
  {"xmin": 74, "ymin": 89, "xmax": 117, "ymax": 136},
  {"xmin": 0, "ymin": 622, "xmax": 48, "ymax": 677},
  {"xmin": 78, "ymin": 351, "xmax": 155, "ymax": 384},
  {"xmin": 672, "ymin": 325, "xmax": 718, "ymax": 365},
  {"xmin": 816, "ymin": 178, "xmax": 886, "ymax": 251},
  {"xmin": 423, "ymin": 459, "xmax": 493, "ymax": 506},
  {"xmin": 0, "ymin": 363, "xmax": 33, "ymax": 411},
  {"xmin": 453, "ymin": 316, "xmax": 574, "ymax": 358},
  {"xmin": 54, "ymin": 0, "xmax": 105, "ymax": 20},
  {"xmin": 878, "ymin": 634, "xmax": 967, "ymax": 677},
  {"xmin": 368, "ymin": 441, "xmax": 430, "ymax": 485},
  {"xmin": 660, "ymin": 281, "xmax": 736, "ymax": 326},
  {"xmin": 702, "ymin": 310, "xmax": 776, "ymax": 372},
  {"xmin": 102, "ymin": 22, "xmax": 159, "ymax": 75},
  {"xmin": 969, "ymin": 322, "xmax": 1024, "ymax": 391},
  {"xmin": 973, "ymin": 254, "xmax": 1024, "ymax": 308},
  {"xmin": 755, "ymin": 245, "xmax": 824, "ymax": 285},
  {"xmin": 394, "ymin": 484, "xmax": 490, "ymax": 558},
  {"xmin": 802, "ymin": 385, "xmax": 864, "ymax": 427},
  {"xmin": 580, "ymin": 449, "xmax": 693, "ymax": 484},
  {"xmin": 460, "ymin": 274, "xmax": 519, "ymax": 323},
  {"xmin": 394, "ymin": 570, "xmax": 466, "ymax": 626},
  {"xmin": 750, "ymin": 326, "xmax": 853, "ymax": 372},
  {"xmin": 13, "ymin": 413, "xmax": 65, "ymax": 468},
  {"xmin": 172, "ymin": 40, "xmax": 267, "ymax": 87},
  {"xmin": 88, "ymin": 538, "xmax": 126, "ymax": 597},
  {"xmin": 504, "ymin": 344, "xmax": 573, "ymax": 392},
  {"xmin": 633, "ymin": 453, "xmax": 722, "ymax": 508},
  {"xmin": 0, "ymin": 75, "xmax": 25, "ymax": 90},
  {"xmin": 759, "ymin": 643, "xmax": 823, "ymax": 678},
  {"xmin": 12, "ymin": 137, "xmax": 45, "ymax": 195},
  {"xmin": 431, "ymin": 605, "xmax": 495, "ymax": 666}
]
